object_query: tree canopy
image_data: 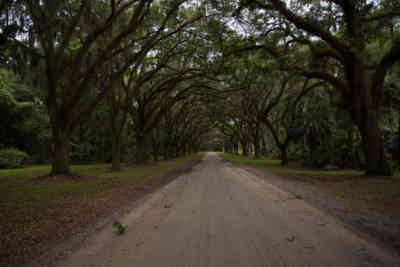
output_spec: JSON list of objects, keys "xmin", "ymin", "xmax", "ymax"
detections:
[{"xmin": 1, "ymin": 0, "xmax": 400, "ymax": 176}]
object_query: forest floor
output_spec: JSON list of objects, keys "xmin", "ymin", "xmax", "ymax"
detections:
[
  {"xmin": 0, "ymin": 153, "xmax": 204, "ymax": 267},
  {"xmin": 221, "ymin": 153, "xmax": 400, "ymax": 255}
]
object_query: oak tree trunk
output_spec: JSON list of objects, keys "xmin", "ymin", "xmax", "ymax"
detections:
[
  {"xmin": 280, "ymin": 147, "xmax": 288, "ymax": 166},
  {"xmin": 348, "ymin": 58, "xmax": 391, "ymax": 176},
  {"xmin": 153, "ymin": 149, "xmax": 158, "ymax": 162},
  {"xmin": 398, "ymin": 114, "xmax": 400, "ymax": 166},
  {"xmin": 234, "ymin": 143, "xmax": 239, "ymax": 154},
  {"xmin": 152, "ymin": 141, "xmax": 159, "ymax": 162},
  {"xmin": 347, "ymin": 125, "xmax": 356, "ymax": 168},
  {"xmin": 111, "ymin": 134, "xmax": 121, "ymax": 171},
  {"xmin": 175, "ymin": 144, "xmax": 179, "ymax": 158},
  {"xmin": 136, "ymin": 133, "xmax": 149, "ymax": 164},
  {"xmin": 357, "ymin": 113, "xmax": 390, "ymax": 176},
  {"xmin": 50, "ymin": 129, "xmax": 71, "ymax": 175},
  {"xmin": 242, "ymin": 142, "xmax": 248, "ymax": 156},
  {"xmin": 254, "ymin": 140, "xmax": 260, "ymax": 158},
  {"xmin": 262, "ymin": 137, "xmax": 268, "ymax": 156},
  {"xmin": 151, "ymin": 131, "xmax": 159, "ymax": 162},
  {"xmin": 164, "ymin": 143, "xmax": 169, "ymax": 160}
]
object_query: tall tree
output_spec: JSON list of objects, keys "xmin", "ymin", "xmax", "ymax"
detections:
[
  {"xmin": 238, "ymin": 0, "xmax": 400, "ymax": 175},
  {"xmin": 108, "ymin": 84, "xmax": 128, "ymax": 171},
  {"xmin": 23, "ymin": 0, "xmax": 190, "ymax": 175}
]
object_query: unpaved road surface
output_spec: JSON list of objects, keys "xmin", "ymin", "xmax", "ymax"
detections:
[{"xmin": 55, "ymin": 153, "xmax": 400, "ymax": 267}]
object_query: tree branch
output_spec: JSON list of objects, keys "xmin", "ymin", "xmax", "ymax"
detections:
[
  {"xmin": 265, "ymin": 0, "xmax": 349, "ymax": 54},
  {"xmin": 372, "ymin": 38, "xmax": 400, "ymax": 106},
  {"xmin": 302, "ymin": 71, "xmax": 349, "ymax": 98}
]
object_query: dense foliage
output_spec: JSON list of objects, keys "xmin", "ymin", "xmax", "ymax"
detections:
[
  {"xmin": 0, "ymin": 147, "xmax": 29, "ymax": 168},
  {"xmin": 0, "ymin": 0, "xmax": 399, "ymax": 176}
]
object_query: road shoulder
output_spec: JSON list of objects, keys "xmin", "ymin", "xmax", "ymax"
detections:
[{"xmin": 224, "ymin": 159, "xmax": 400, "ymax": 257}]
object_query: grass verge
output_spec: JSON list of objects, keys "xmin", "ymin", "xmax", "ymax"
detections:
[
  {"xmin": 220, "ymin": 153, "xmax": 400, "ymax": 218},
  {"xmin": 0, "ymin": 153, "xmax": 204, "ymax": 266}
]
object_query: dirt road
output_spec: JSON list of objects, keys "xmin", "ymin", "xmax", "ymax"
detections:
[{"xmin": 55, "ymin": 153, "xmax": 400, "ymax": 267}]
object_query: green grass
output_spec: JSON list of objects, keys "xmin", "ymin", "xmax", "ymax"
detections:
[
  {"xmin": 0, "ymin": 154, "xmax": 204, "ymax": 210},
  {"xmin": 0, "ymin": 153, "xmax": 204, "ymax": 265},
  {"xmin": 219, "ymin": 153, "xmax": 362, "ymax": 176}
]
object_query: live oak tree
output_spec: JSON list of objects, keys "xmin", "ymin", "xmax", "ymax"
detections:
[
  {"xmin": 24, "ymin": 0, "xmax": 191, "ymax": 175},
  {"xmin": 2, "ymin": 0, "xmax": 400, "ymax": 176},
  {"xmin": 108, "ymin": 82, "xmax": 128, "ymax": 171},
  {"xmin": 161, "ymin": 99, "xmax": 192, "ymax": 160},
  {"xmin": 215, "ymin": 97, "xmax": 253, "ymax": 156},
  {"xmin": 300, "ymin": 88, "xmax": 362, "ymax": 168},
  {"xmin": 166, "ymin": 96, "xmax": 213, "ymax": 156},
  {"xmin": 263, "ymin": 78, "xmax": 325, "ymax": 165},
  {"xmin": 212, "ymin": 54, "xmax": 287, "ymax": 160},
  {"xmin": 237, "ymin": 0, "xmax": 400, "ymax": 175},
  {"xmin": 231, "ymin": 59, "xmax": 266, "ymax": 158},
  {"xmin": 123, "ymin": 48, "xmax": 205, "ymax": 164},
  {"xmin": 122, "ymin": 10, "xmax": 220, "ymax": 164}
]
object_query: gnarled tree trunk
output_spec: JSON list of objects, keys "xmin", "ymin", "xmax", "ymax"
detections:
[
  {"xmin": 355, "ymin": 110, "xmax": 389, "ymax": 175},
  {"xmin": 280, "ymin": 146, "xmax": 288, "ymax": 166},
  {"xmin": 164, "ymin": 142, "xmax": 170, "ymax": 160},
  {"xmin": 111, "ymin": 134, "xmax": 121, "ymax": 171},
  {"xmin": 233, "ymin": 142, "xmax": 239, "ymax": 154},
  {"xmin": 50, "ymin": 127, "xmax": 71, "ymax": 175},
  {"xmin": 254, "ymin": 140, "xmax": 260, "ymax": 158},
  {"xmin": 109, "ymin": 90, "xmax": 127, "ymax": 171},
  {"xmin": 261, "ymin": 137, "xmax": 268, "ymax": 156},
  {"xmin": 242, "ymin": 141, "xmax": 249, "ymax": 156},
  {"xmin": 136, "ymin": 133, "xmax": 149, "ymax": 164},
  {"xmin": 347, "ymin": 58, "xmax": 391, "ymax": 176}
]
